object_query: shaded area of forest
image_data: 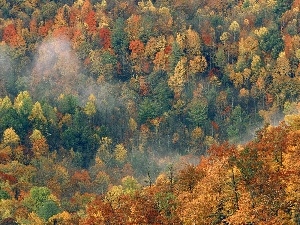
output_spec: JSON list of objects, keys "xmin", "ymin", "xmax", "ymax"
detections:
[{"xmin": 0, "ymin": 0, "xmax": 300, "ymax": 224}]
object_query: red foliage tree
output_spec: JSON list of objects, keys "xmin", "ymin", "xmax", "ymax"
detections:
[
  {"xmin": 99, "ymin": 27, "xmax": 111, "ymax": 50},
  {"xmin": 52, "ymin": 26, "xmax": 70, "ymax": 39},
  {"xmin": 142, "ymin": 61, "xmax": 151, "ymax": 74},
  {"xmin": 164, "ymin": 45, "xmax": 172, "ymax": 54},
  {"xmin": 283, "ymin": 34, "xmax": 293, "ymax": 58},
  {"xmin": 2, "ymin": 23, "xmax": 24, "ymax": 47},
  {"xmin": 38, "ymin": 20, "xmax": 54, "ymax": 37},
  {"xmin": 70, "ymin": 170, "xmax": 92, "ymax": 193},
  {"xmin": 80, "ymin": 197, "xmax": 113, "ymax": 225},
  {"xmin": 139, "ymin": 76, "xmax": 149, "ymax": 96},
  {"xmin": 29, "ymin": 18, "xmax": 38, "ymax": 34},
  {"xmin": 85, "ymin": 10, "xmax": 97, "ymax": 34},
  {"xmin": 2, "ymin": 24, "xmax": 17, "ymax": 43},
  {"xmin": 129, "ymin": 39, "xmax": 144, "ymax": 56},
  {"xmin": 69, "ymin": 7, "xmax": 80, "ymax": 26},
  {"xmin": 0, "ymin": 171, "xmax": 18, "ymax": 185},
  {"xmin": 211, "ymin": 121, "xmax": 219, "ymax": 132},
  {"xmin": 201, "ymin": 26, "xmax": 214, "ymax": 46}
]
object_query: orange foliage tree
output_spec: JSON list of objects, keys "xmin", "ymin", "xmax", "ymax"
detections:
[{"xmin": 2, "ymin": 23, "xmax": 25, "ymax": 47}]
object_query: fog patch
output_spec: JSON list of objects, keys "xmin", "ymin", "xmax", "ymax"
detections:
[
  {"xmin": 0, "ymin": 45, "xmax": 13, "ymax": 96},
  {"xmin": 30, "ymin": 37, "xmax": 82, "ymax": 101},
  {"xmin": 78, "ymin": 79, "xmax": 123, "ymax": 112},
  {"xmin": 29, "ymin": 36, "xmax": 124, "ymax": 116}
]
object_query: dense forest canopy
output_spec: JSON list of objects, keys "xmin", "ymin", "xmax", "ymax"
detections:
[{"xmin": 0, "ymin": 0, "xmax": 300, "ymax": 224}]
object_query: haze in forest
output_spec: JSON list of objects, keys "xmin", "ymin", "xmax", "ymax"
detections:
[{"xmin": 0, "ymin": 0, "xmax": 299, "ymax": 224}]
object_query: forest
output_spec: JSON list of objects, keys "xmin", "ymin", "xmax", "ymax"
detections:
[{"xmin": 0, "ymin": 0, "xmax": 299, "ymax": 224}]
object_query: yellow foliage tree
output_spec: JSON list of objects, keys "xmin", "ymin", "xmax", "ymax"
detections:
[
  {"xmin": 144, "ymin": 36, "xmax": 166, "ymax": 60},
  {"xmin": 273, "ymin": 52, "xmax": 291, "ymax": 78},
  {"xmin": 185, "ymin": 27, "xmax": 202, "ymax": 57},
  {"xmin": 281, "ymin": 129, "xmax": 300, "ymax": 222},
  {"xmin": 105, "ymin": 185, "xmax": 123, "ymax": 208},
  {"xmin": 239, "ymin": 36, "xmax": 259, "ymax": 57},
  {"xmin": 0, "ymin": 199, "xmax": 15, "ymax": 220},
  {"xmin": 285, "ymin": 114, "xmax": 300, "ymax": 130},
  {"xmin": 168, "ymin": 57, "xmax": 187, "ymax": 98},
  {"xmin": 189, "ymin": 55, "xmax": 207, "ymax": 75},
  {"xmin": 26, "ymin": 212, "xmax": 44, "ymax": 225},
  {"xmin": 48, "ymin": 211, "xmax": 73, "ymax": 225},
  {"xmin": 229, "ymin": 21, "xmax": 240, "ymax": 41},
  {"xmin": 138, "ymin": 0, "xmax": 156, "ymax": 12},
  {"xmin": 2, "ymin": 127, "xmax": 20, "ymax": 148},
  {"xmin": 114, "ymin": 143, "xmax": 127, "ymax": 163},
  {"xmin": 84, "ymin": 94, "xmax": 97, "ymax": 117},
  {"xmin": 97, "ymin": 137, "xmax": 113, "ymax": 162},
  {"xmin": 229, "ymin": 70, "xmax": 244, "ymax": 88},
  {"xmin": 28, "ymin": 102, "xmax": 47, "ymax": 124},
  {"xmin": 153, "ymin": 49, "xmax": 169, "ymax": 72},
  {"xmin": 13, "ymin": 91, "xmax": 32, "ymax": 114},
  {"xmin": 129, "ymin": 117, "xmax": 137, "ymax": 133},
  {"xmin": 177, "ymin": 158, "xmax": 228, "ymax": 224},
  {"xmin": 93, "ymin": 171, "xmax": 110, "ymax": 194},
  {"xmin": 0, "ymin": 96, "xmax": 13, "ymax": 110}
]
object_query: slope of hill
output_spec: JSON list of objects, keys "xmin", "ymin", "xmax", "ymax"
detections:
[{"xmin": 0, "ymin": 0, "xmax": 299, "ymax": 224}]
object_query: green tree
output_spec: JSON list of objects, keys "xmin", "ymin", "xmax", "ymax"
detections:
[
  {"xmin": 12, "ymin": 91, "xmax": 33, "ymax": 138},
  {"xmin": 121, "ymin": 176, "xmax": 141, "ymax": 195},
  {"xmin": 148, "ymin": 71, "xmax": 173, "ymax": 113},
  {"xmin": 111, "ymin": 17, "xmax": 130, "ymax": 78},
  {"xmin": 23, "ymin": 186, "xmax": 60, "ymax": 221},
  {"xmin": 61, "ymin": 109, "xmax": 100, "ymax": 167},
  {"xmin": 37, "ymin": 200, "xmax": 60, "ymax": 221},
  {"xmin": 0, "ymin": 97, "xmax": 20, "ymax": 138},
  {"xmin": 57, "ymin": 94, "xmax": 78, "ymax": 115},
  {"xmin": 226, "ymin": 105, "xmax": 249, "ymax": 142},
  {"xmin": 138, "ymin": 98, "xmax": 161, "ymax": 124},
  {"xmin": 23, "ymin": 186, "xmax": 51, "ymax": 212},
  {"xmin": 187, "ymin": 99, "xmax": 208, "ymax": 128},
  {"xmin": 169, "ymin": 41, "xmax": 184, "ymax": 71},
  {"xmin": 215, "ymin": 47, "xmax": 226, "ymax": 69},
  {"xmin": 273, "ymin": 0, "xmax": 293, "ymax": 17},
  {"xmin": 40, "ymin": 2, "xmax": 58, "ymax": 21},
  {"xmin": 259, "ymin": 27, "xmax": 284, "ymax": 59},
  {"xmin": 0, "ymin": 189, "xmax": 10, "ymax": 200}
]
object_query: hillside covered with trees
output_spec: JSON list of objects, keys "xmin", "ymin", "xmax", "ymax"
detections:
[{"xmin": 0, "ymin": 0, "xmax": 300, "ymax": 224}]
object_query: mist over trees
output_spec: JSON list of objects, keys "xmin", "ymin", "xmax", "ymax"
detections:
[{"xmin": 0, "ymin": 0, "xmax": 300, "ymax": 224}]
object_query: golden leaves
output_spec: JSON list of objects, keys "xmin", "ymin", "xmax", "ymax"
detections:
[
  {"xmin": 2, "ymin": 127, "xmax": 20, "ymax": 147},
  {"xmin": 84, "ymin": 94, "xmax": 97, "ymax": 116},
  {"xmin": 285, "ymin": 114, "xmax": 300, "ymax": 130},
  {"xmin": 168, "ymin": 56, "xmax": 187, "ymax": 97},
  {"xmin": 144, "ymin": 36, "xmax": 167, "ymax": 60},
  {"xmin": 189, "ymin": 55, "xmax": 207, "ymax": 75},
  {"xmin": 239, "ymin": 36, "xmax": 259, "ymax": 56},
  {"xmin": 28, "ymin": 102, "xmax": 47, "ymax": 124},
  {"xmin": 114, "ymin": 144, "xmax": 127, "ymax": 163}
]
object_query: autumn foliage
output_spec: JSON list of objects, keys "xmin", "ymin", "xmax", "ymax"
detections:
[
  {"xmin": 99, "ymin": 27, "xmax": 111, "ymax": 50},
  {"xmin": 0, "ymin": 0, "xmax": 300, "ymax": 224}
]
